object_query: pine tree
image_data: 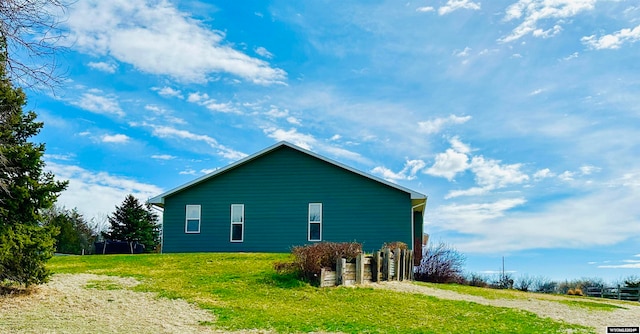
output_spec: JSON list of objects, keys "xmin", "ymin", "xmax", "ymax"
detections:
[
  {"xmin": 0, "ymin": 39, "xmax": 67, "ymax": 286},
  {"xmin": 102, "ymin": 194, "xmax": 160, "ymax": 253},
  {"xmin": 42, "ymin": 206, "xmax": 96, "ymax": 255}
]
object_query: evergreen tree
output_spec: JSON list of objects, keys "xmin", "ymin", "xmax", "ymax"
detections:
[
  {"xmin": 102, "ymin": 194, "xmax": 160, "ymax": 253},
  {"xmin": 0, "ymin": 40, "xmax": 67, "ymax": 286},
  {"xmin": 42, "ymin": 206, "xmax": 96, "ymax": 255}
]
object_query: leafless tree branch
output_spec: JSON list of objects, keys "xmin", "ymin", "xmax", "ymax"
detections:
[{"xmin": 0, "ymin": 0, "xmax": 69, "ymax": 89}]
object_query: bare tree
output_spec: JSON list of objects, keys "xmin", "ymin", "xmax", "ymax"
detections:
[
  {"xmin": 415, "ymin": 242, "xmax": 466, "ymax": 283},
  {"xmin": 0, "ymin": 0, "xmax": 68, "ymax": 88}
]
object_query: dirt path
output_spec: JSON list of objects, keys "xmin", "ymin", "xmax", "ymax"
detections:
[
  {"xmin": 373, "ymin": 281, "xmax": 640, "ymax": 332},
  {"xmin": 0, "ymin": 274, "xmax": 270, "ymax": 334}
]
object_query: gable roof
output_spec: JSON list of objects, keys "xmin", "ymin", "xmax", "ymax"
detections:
[{"xmin": 149, "ymin": 141, "xmax": 427, "ymax": 208}]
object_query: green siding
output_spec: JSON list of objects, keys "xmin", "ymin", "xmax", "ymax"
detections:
[{"xmin": 162, "ymin": 146, "xmax": 412, "ymax": 253}]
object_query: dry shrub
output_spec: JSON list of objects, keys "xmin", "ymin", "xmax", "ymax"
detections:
[
  {"xmin": 415, "ymin": 242, "xmax": 465, "ymax": 284},
  {"xmin": 290, "ymin": 242, "xmax": 362, "ymax": 283},
  {"xmin": 382, "ymin": 241, "xmax": 408, "ymax": 251}
]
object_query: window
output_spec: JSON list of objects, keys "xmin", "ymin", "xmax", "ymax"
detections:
[
  {"xmin": 230, "ymin": 204, "xmax": 244, "ymax": 242},
  {"xmin": 185, "ymin": 205, "xmax": 201, "ymax": 233},
  {"xmin": 308, "ymin": 203, "xmax": 322, "ymax": 241}
]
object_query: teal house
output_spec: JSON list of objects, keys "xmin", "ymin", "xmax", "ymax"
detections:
[{"xmin": 149, "ymin": 142, "xmax": 427, "ymax": 258}]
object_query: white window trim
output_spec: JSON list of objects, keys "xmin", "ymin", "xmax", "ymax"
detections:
[
  {"xmin": 230, "ymin": 204, "xmax": 244, "ymax": 242},
  {"xmin": 308, "ymin": 203, "xmax": 322, "ymax": 242},
  {"xmin": 185, "ymin": 205, "xmax": 201, "ymax": 234}
]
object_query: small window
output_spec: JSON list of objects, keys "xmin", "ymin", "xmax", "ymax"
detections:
[
  {"xmin": 230, "ymin": 204, "xmax": 244, "ymax": 242},
  {"xmin": 308, "ymin": 203, "xmax": 322, "ymax": 241},
  {"xmin": 185, "ymin": 205, "xmax": 201, "ymax": 233}
]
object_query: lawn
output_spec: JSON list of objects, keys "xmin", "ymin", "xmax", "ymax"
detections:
[{"xmin": 48, "ymin": 253, "xmax": 593, "ymax": 333}]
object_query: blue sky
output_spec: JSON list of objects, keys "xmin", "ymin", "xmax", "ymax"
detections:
[{"xmin": 24, "ymin": 0, "xmax": 640, "ymax": 282}]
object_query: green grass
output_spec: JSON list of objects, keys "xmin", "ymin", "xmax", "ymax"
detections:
[
  {"xmin": 84, "ymin": 279, "xmax": 125, "ymax": 290},
  {"xmin": 415, "ymin": 281, "xmax": 627, "ymax": 311},
  {"xmin": 558, "ymin": 299, "xmax": 626, "ymax": 311},
  {"xmin": 48, "ymin": 253, "xmax": 593, "ymax": 333}
]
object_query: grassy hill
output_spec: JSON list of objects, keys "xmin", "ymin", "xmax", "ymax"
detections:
[{"xmin": 47, "ymin": 253, "xmax": 594, "ymax": 333}]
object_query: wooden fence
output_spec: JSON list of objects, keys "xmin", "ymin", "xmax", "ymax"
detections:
[
  {"xmin": 320, "ymin": 248, "xmax": 413, "ymax": 287},
  {"xmin": 584, "ymin": 286, "xmax": 640, "ymax": 301}
]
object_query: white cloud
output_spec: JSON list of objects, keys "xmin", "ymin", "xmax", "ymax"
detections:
[
  {"xmin": 46, "ymin": 162, "xmax": 163, "ymax": 221},
  {"xmin": 533, "ymin": 168, "xmax": 555, "ymax": 180},
  {"xmin": 444, "ymin": 187, "xmax": 488, "ymax": 199},
  {"xmin": 64, "ymin": 0, "xmax": 286, "ymax": 84},
  {"xmin": 433, "ymin": 185, "xmax": 640, "ymax": 253},
  {"xmin": 501, "ymin": 0, "xmax": 596, "ymax": 43},
  {"xmin": 87, "ymin": 61, "xmax": 117, "ymax": 73},
  {"xmin": 580, "ymin": 165, "xmax": 600, "ymax": 175},
  {"xmin": 153, "ymin": 86, "xmax": 184, "ymax": 99},
  {"xmin": 439, "ymin": 198, "xmax": 527, "ymax": 223},
  {"xmin": 598, "ymin": 263, "xmax": 640, "ymax": 269},
  {"xmin": 425, "ymin": 149, "xmax": 469, "ymax": 180},
  {"xmin": 263, "ymin": 127, "xmax": 368, "ymax": 163},
  {"xmin": 582, "ymin": 24, "xmax": 640, "ymax": 50},
  {"xmin": 264, "ymin": 127, "xmax": 316, "ymax": 150},
  {"xmin": 439, "ymin": 0, "xmax": 481, "ymax": 16},
  {"xmin": 454, "ymin": 47, "xmax": 471, "ymax": 57},
  {"xmin": 470, "ymin": 156, "xmax": 529, "ymax": 189},
  {"xmin": 151, "ymin": 154, "xmax": 175, "ymax": 160},
  {"xmin": 265, "ymin": 107, "xmax": 289, "ymax": 118},
  {"xmin": 418, "ymin": 114, "xmax": 471, "ymax": 134},
  {"xmin": 200, "ymin": 168, "xmax": 219, "ymax": 174},
  {"xmin": 179, "ymin": 169, "xmax": 196, "ymax": 175},
  {"xmin": 372, "ymin": 159, "xmax": 427, "ymax": 182},
  {"xmin": 416, "ymin": 6, "xmax": 435, "ymax": 13},
  {"xmin": 286, "ymin": 116, "xmax": 302, "ymax": 125},
  {"xmin": 143, "ymin": 123, "xmax": 246, "ymax": 160},
  {"xmin": 101, "ymin": 134, "xmax": 130, "ymax": 143},
  {"xmin": 187, "ymin": 92, "xmax": 238, "ymax": 113},
  {"xmin": 71, "ymin": 92, "xmax": 124, "ymax": 117},
  {"xmin": 559, "ymin": 171, "xmax": 575, "ymax": 181},
  {"xmin": 255, "ymin": 46, "xmax": 274, "ymax": 59}
]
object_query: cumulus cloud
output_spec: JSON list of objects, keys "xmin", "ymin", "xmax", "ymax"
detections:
[
  {"xmin": 372, "ymin": 159, "xmax": 427, "ymax": 182},
  {"xmin": 439, "ymin": 0, "xmax": 481, "ymax": 16},
  {"xmin": 425, "ymin": 149, "xmax": 470, "ymax": 180},
  {"xmin": 418, "ymin": 114, "xmax": 471, "ymax": 134},
  {"xmin": 71, "ymin": 92, "xmax": 124, "ymax": 117},
  {"xmin": 45, "ymin": 162, "xmax": 163, "ymax": 221},
  {"xmin": 87, "ymin": 61, "xmax": 117, "ymax": 73},
  {"xmin": 582, "ymin": 25, "xmax": 640, "ymax": 50},
  {"xmin": 64, "ymin": 0, "xmax": 286, "ymax": 84},
  {"xmin": 501, "ymin": 0, "xmax": 595, "ymax": 43},
  {"xmin": 470, "ymin": 156, "xmax": 529, "ymax": 189}
]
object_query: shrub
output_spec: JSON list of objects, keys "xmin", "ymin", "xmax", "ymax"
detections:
[
  {"xmin": 289, "ymin": 242, "xmax": 362, "ymax": 284},
  {"xmin": 414, "ymin": 242, "xmax": 465, "ymax": 283},
  {"xmin": 624, "ymin": 276, "xmax": 640, "ymax": 288},
  {"xmin": 515, "ymin": 275, "xmax": 534, "ymax": 292},
  {"xmin": 492, "ymin": 273, "xmax": 514, "ymax": 289},
  {"xmin": 567, "ymin": 288, "xmax": 583, "ymax": 296},
  {"xmin": 466, "ymin": 273, "xmax": 489, "ymax": 287},
  {"xmin": 382, "ymin": 241, "xmax": 408, "ymax": 250},
  {"xmin": 532, "ymin": 277, "xmax": 557, "ymax": 294}
]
